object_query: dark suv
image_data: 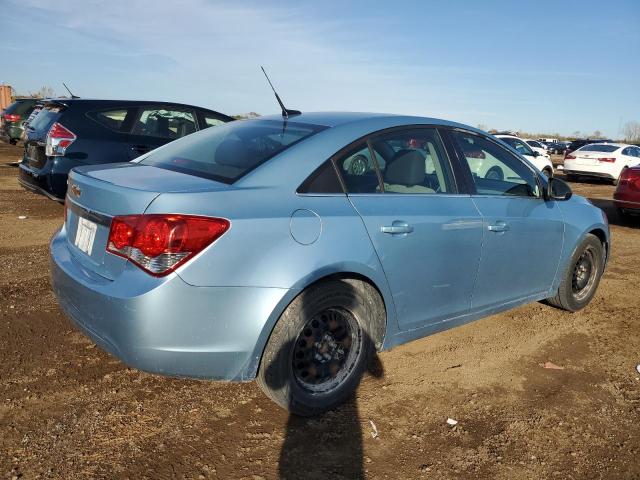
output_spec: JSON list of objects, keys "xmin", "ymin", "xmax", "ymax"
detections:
[
  {"xmin": 1, "ymin": 98, "xmax": 39, "ymax": 144},
  {"xmin": 19, "ymin": 99, "xmax": 233, "ymax": 200}
]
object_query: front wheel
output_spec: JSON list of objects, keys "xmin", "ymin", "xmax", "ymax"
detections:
[
  {"xmin": 546, "ymin": 234, "xmax": 604, "ymax": 312},
  {"xmin": 257, "ymin": 279, "xmax": 380, "ymax": 416}
]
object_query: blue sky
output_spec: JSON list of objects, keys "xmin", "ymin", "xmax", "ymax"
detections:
[{"xmin": 1, "ymin": 0, "xmax": 638, "ymax": 137}]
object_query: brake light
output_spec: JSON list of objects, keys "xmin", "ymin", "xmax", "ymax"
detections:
[
  {"xmin": 4, "ymin": 113, "xmax": 20, "ymax": 122},
  {"xmin": 46, "ymin": 122, "xmax": 76, "ymax": 157},
  {"xmin": 106, "ymin": 214, "xmax": 230, "ymax": 276},
  {"xmin": 619, "ymin": 168, "xmax": 640, "ymax": 190},
  {"xmin": 597, "ymin": 157, "xmax": 616, "ymax": 163},
  {"xmin": 565, "ymin": 154, "xmax": 576, "ymax": 160}
]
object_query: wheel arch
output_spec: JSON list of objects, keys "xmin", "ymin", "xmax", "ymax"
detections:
[{"xmin": 242, "ymin": 266, "xmax": 393, "ymax": 381}]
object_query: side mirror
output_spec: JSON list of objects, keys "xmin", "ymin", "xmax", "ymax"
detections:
[
  {"xmin": 532, "ymin": 151, "xmax": 541, "ymax": 157},
  {"xmin": 545, "ymin": 177, "xmax": 572, "ymax": 201}
]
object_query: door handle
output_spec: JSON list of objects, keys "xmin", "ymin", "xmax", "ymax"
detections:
[
  {"xmin": 487, "ymin": 221, "xmax": 509, "ymax": 233},
  {"xmin": 381, "ymin": 222, "xmax": 414, "ymax": 235}
]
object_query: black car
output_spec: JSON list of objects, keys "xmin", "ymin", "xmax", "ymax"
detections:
[
  {"xmin": 565, "ymin": 138, "xmax": 613, "ymax": 156},
  {"xmin": 546, "ymin": 141, "xmax": 570, "ymax": 154},
  {"xmin": 19, "ymin": 99, "xmax": 233, "ymax": 200},
  {"xmin": 0, "ymin": 98, "xmax": 39, "ymax": 144}
]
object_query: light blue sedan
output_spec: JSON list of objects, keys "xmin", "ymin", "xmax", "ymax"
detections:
[{"xmin": 50, "ymin": 112, "xmax": 609, "ymax": 415}]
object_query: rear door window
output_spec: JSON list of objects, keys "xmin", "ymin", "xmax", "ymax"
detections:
[
  {"xmin": 87, "ymin": 108, "xmax": 134, "ymax": 132},
  {"xmin": 132, "ymin": 107, "xmax": 198, "ymax": 139}
]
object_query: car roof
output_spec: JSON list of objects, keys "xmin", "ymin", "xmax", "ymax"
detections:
[
  {"xmin": 580, "ymin": 143, "xmax": 627, "ymax": 148},
  {"xmin": 43, "ymin": 98, "xmax": 231, "ymax": 115},
  {"xmin": 257, "ymin": 111, "xmax": 472, "ymax": 129}
]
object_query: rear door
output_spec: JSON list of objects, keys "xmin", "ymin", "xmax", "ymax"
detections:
[
  {"xmin": 337, "ymin": 127, "xmax": 483, "ymax": 330},
  {"xmin": 449, "ymin": 129, "xmax": 564, "ymax": 310},
  {"xmin": 126, "ymin": 105, "xmax": 199, "ymax": 159}
]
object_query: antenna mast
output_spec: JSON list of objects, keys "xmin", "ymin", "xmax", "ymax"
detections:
[{"xmin": 260, "ymin": 67, "xmax": 300, "ymax": 118}]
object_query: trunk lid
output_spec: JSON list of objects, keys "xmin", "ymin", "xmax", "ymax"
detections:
[{"xmin": 65, "ymin": 163, "xmax": 230, "ymax": 280}]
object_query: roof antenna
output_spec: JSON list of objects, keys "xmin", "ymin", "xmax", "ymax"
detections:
[
  {"xmin": 260, "ymin": 66, "xmax": 300, "ymax": 118},
  {"xmin": 62, "ymin": 82, "xmax": 80, "ymax": 99}
]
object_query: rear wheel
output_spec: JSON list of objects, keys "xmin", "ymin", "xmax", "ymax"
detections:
[
  {"xmin": 257, "ymin": 279, "xmax": 381, "ymax": 416},
  {"xmin": 546, "ymin": 234, "xmax": 604, "ymax": 312}
]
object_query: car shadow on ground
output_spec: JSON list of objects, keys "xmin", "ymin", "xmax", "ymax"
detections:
[
  {"xmin": 587, "ymin": 197, "xmax": 640, "ymax": 228},
  {"xmin": 263, "ymin": 279, "xmax": 385, "ymax": 479},
  {"xmin": 277, "ymin": 352, "xmax": 383, "ymax": 480}
]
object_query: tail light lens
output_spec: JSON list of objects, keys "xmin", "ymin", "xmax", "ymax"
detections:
[
  {"xmin": 565, "ymin": 154, "xmax": 576, "ymax": 160},
  {"xmin": 619, "ymin": 168, "xmax": 640, "ymax": 190},
  {"xmin": 597, "ymin": 157, "xmax": 616, "ymax": 163},
  {"xmin": 46, "ymin": 122, "xmax": 76, "ymax": 157},
  {"xmin": 107, "ymin": 214, "xmax": 230, "ymax": 276},
  {"xmin": 4, "ymin": 113, "xmax": 21, "ymax": 122}
]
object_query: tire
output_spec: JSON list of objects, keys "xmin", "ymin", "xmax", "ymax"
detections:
[
  {"xmin": 486, "ymin": 166, "xmax": 504, "ymax": 181},
  {"xmin": 546, "ymin": 234, "xmax": 604, "ymax": 312},
  {"xmin": 257, "ymin": 279, "xmax": 382, "ymax": 416},
  {"xmin": 9, "ymin": 138, "xmax": 17, "ymax": 145}
]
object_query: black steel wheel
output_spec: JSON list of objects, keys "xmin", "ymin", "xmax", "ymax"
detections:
[
  {"xmin": 546, "ymin": 234, "xmax": 604, "ymax": 312},
  {"xmin": 257, "ymin": 279, "xmax": 384, "ymax": 416},
  {"xmin": 292, "ymin": 307, "xmax": 362, "ymax": 395}
]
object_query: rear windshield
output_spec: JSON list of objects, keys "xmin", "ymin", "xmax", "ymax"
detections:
[
  {"xmin": 579, "ymin": 144, "xmax": 619, "ymax": 153},
  {"xmin": 28, "ymin": 105, "xmax": 64, "ymax": 134},
  {"xmin": 140, "ymin": 119, "xmax": 327, "ymax": 183}
]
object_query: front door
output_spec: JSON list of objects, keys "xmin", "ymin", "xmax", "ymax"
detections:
[
  {"xmin": 450, "ymin": 130, "xmax": 564, "ymax": 310},
  {"xmin": 335, "ymin": 127, "xmax": 483, "ymax": 330}
]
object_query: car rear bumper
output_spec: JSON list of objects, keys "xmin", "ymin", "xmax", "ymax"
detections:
[
  {"xmin": 50, "ymin": 227, "xmax": 291, "ymax": 381},
  {"xmin": 19, "ymin": 158, "xmax": 73, "ymax": 200},
  {"xmin": 563, "ymin": 162, "xmax": 616, "ymax": 179},
  {"xmin": 613, "ymin": 190, "xmax": 640, "ymax": 212}
]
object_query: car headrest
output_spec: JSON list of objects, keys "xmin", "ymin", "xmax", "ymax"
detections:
[
  {"xmin": 215, "ymin": 137, "xmax": 252, "ymax": 168},
  {"xmin": 385, "ymin": 150, "xmax": 425, "ymax": 186}
]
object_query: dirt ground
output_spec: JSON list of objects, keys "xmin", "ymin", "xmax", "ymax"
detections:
[{"xmin": 0, "ymin": 143, "xmax": 638, "ymax": 480}]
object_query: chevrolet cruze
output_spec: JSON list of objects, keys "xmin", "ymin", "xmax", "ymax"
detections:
[{"xmin": 50, "ymin": 112, "xmax": 609, "ymax": 415}]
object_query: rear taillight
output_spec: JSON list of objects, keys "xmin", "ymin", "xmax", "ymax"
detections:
[
  {"xmin": 46, "ymin": 122, "xmax": 76, "ymax": 157},
  {"xmin": 106, "ymin": 214, "xmax": 230, "ymax": 276},
  {"xmin": 619, "ymin": 168, "xmax": 640, "ymax": 190},
  {"xmin": 565, "ymin": 154, "xmax": 576, "ymax": 160},
  {"xmin": 4, "ymin": 113, "xmax": 20, "ymax": 122},
  {"xmin": 597, "ymin": 157, "xmax": 616, "ymax": 163}
]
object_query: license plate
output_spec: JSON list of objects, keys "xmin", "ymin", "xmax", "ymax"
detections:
[
  {"xmin": 74, "ymin": 217, "xmax": 97, "ymax": 255},
  {"xmin": 576, "ymin": 157, "xmax": 597, "ymax": 166}
]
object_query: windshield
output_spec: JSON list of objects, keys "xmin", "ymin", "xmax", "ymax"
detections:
[
  {"xmin": 578, "ymin": 144, "xmax": 620, "ymax": 153},
  {"xmin": 140, "ymin": 119, "xmax": 327, "ymax": 183}
]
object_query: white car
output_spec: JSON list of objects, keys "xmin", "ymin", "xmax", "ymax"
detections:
[
  {"xmin": 564, "ymin": 143, "xmax": 640, "ymax": 185},
  {"xmin": 495, "ymin": 134, "xmax": 554, "ymax": 178}
]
